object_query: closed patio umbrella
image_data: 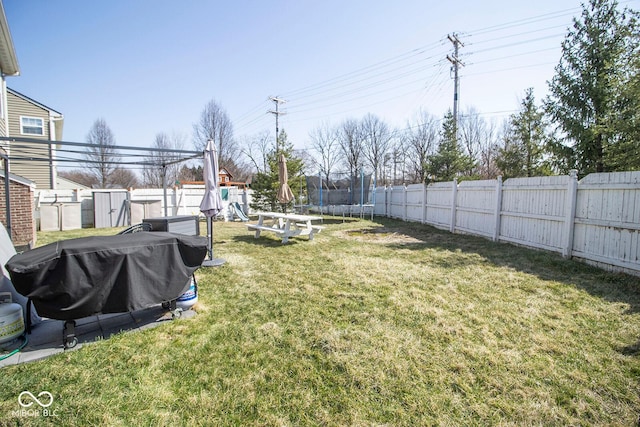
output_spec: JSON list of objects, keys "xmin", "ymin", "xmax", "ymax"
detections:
[
  {"xmin": 277, "ymin": 153, "xmax": 294, "ymax": 208},
  {"xmin": 200, "ymin": 139, "xmax": 225, "ymax": 267}
]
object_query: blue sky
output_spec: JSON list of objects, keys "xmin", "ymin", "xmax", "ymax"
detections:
[{"xmin": 4, "ymin": 0, "xmax": 639, "ymax": 159}]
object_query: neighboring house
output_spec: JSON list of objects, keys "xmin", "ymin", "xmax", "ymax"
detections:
[
  {"xmin": 6, "ymin": 87, "xmax": 64, "ymax": 189},
  {"xmin": 56, "ymin": 175, "xmax": 89, "ymax": 190},
  {"xmin": 0, "ymin": 0, "xmax": 19, "ymax": 139},
  {"xmin": 0, "ymin": 0, "xmax": 36, "ymax": 246}
]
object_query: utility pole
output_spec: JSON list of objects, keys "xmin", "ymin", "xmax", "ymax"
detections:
[
  {"xmin": 268, "ymin": 96, "xmax": 286, "ymax": 152},
  {"xmin": 446, "ymin": 33, "xmax": 464, "ymax": 137}
]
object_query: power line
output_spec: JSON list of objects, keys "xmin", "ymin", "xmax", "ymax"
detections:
[
  {"xmin": 233, "ymin": 4, "xmax": 592, "ymax": 138},
  {"xmin": 281, "ymin": 40, "xmax": 446, "ymax": 99},
  {"xmin": 465, "ymin": 7, "xmax": 579, "ymax": 37}
]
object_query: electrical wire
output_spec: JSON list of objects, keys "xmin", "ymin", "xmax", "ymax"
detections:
[{"xmin": 237, "ymin": 3, "xmax": 615, "ymax": 141}]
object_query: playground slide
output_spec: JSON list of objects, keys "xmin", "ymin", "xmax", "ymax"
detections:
[{"xmin": 231, "ymin": 202, "xmax": 249, "ymax": 221}]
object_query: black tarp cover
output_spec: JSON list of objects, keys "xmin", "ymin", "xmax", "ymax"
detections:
[{"xmin": 5, "ymin": 232, "xmax": 207, "ymax": 320}]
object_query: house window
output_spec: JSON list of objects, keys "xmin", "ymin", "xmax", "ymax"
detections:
[{"xmin": 21, "ymin": 116, "xmax": 44, "ymax": 135}]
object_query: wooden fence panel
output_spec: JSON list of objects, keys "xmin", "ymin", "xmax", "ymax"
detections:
[
  {"xmin": 500, "ymin": 175, "xmax": 570, "ymax": 253},
  {"xmin": 406, "ymin": 184, "xmax": 424, "ymax": 222},
  {"xmin": 456, "ymin": 180, "xmax": 497, "ymax": 238},
  {"xmin": 425, "ymin": 182, "xmax": 453, "ymax": 230},
  {"xmin": 388, "ymin": 186, "xmax": 405, "ymax": 219},
  {"xmin": 374, "ymin": 187, "xmax": 387, "ymax": 216},
  {"xmin": 573, "ymin": 172, "xmax": 640, "ymax": 273}
]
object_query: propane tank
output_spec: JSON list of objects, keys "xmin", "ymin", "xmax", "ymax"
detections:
[
  {"xmin": 176, "ymin": 276, "xmax": 198, "ymax": 310},
  {"xmin": 0, "ymin": 293, "xmax": 24, "ymax": 344}
]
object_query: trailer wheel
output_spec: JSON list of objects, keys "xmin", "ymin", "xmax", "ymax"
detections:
[{"xmin": 65, "ymin": 337, "xmax": 78, "ymax": 349}]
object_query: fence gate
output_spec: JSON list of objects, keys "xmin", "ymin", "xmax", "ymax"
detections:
[{"xmin": 93, "ymin": 191, "xmax": 130, "ymax": 228}]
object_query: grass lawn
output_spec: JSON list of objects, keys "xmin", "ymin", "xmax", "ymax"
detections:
[{"xmin": 1, "ymin": 216, "xmax": 639, "ymax": 425}]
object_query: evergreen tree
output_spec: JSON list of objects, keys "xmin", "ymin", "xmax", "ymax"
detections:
[
  {"xmin": 426, "ymin": 111, "xmax": 474, "ymax": 182},
  {"xmin": 250, "ymin": 130, "xmax": 304, "ymax": 212},
  {"xmin": 497, "ymin": 88, "xmax": 551, "ymax": 178},
  {"xmin": 496, "ymin": 122, "xmax": 526, "ymax": 180},
  {"xmin": 546, "ymin": 0, "xmax": 639, "ymax": 174},
  {"xmin": 604, "ymin": 48, "xmax": 640, "ymax": 170}
]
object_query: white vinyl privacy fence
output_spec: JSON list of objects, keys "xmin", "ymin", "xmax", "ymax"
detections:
[
  {"xmin": 35, "ymin": 185, "xmax": 251, "ymax": 229},
  {"xmin": 375, "ymin": 171, "xmax": 640, "ymax": 276}
]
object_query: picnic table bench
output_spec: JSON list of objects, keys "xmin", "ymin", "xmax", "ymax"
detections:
[{"xmin": 247, "ymin": 212, "xmax": 324, "ymax": 244}]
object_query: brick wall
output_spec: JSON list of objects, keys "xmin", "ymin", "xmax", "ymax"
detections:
[{"xmin": 0, "ymin": 178, "xmax": 35, "ymax": 249}]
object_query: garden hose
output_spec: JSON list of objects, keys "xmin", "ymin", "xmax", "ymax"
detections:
[{"xmin": 0, "ymin": 334, "xmax": 28, "ymax": 361}]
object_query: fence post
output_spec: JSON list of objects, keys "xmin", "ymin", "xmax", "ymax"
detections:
[
  {"xmin": 171, "ymin": 187, "xmax": 178, "ymax": 216},
  {"xmin": 493, "ymin": 176, "xmax": 503, "ymax": 242},
  {"xmin": 450, "ymin": 179, "xmax": 457, "ymax": 233},
  {"xmin": 563, "ymin": 170, "xmax": 578, "ymax": 258},
  {"xmin": 385, "ymin": 186, "xmax": 390, "ymax": 217},
  {"xmin": 422, "ymin": 183, "xmax": 427, "ymax": 224},
  {"xmin": 403, "ymin": 185, "xmax": 408, "ymax": 221}
]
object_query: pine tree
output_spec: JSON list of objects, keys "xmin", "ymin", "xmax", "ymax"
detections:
[
  {"xmin": 604, "ymin": 48, "xmax": 640, "ymax": 170},
  {"xmin": 497, "ymin": 88, "xmax": 551, "ymax": 178},
  {"xmin": 546, "ymin": 0, "xmax": 639, "ymax": 174},
  {"xmin": 250, "ymin": 130, "xmax": 304, "ymax": 212},
  {"xmin": 426, "ymin": 111, "xmax": 474, "ymax": 182}
]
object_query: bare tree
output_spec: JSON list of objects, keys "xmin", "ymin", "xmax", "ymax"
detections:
[
  {"xmin": 309, "ymin": 122, "xmax": 340, "ymax": 183},
  {"xmin": 476, "ymin": 120, "xmax": 501, "ymax": 179},
  {"xmin": 84, "ymin": 118, "xmax": 120, "ymax": 188},
  {"xmin": 405, "ymin": 110, "xmax": 438, "ymax": 183},
  {"xmin": 361, "ymin": 114, "xmax": 392, "ymax": 181},
  {"xmin": 458, "ymin": 108, "xmax": 503, "ymax": 178},
  {"xmin": 193, "ymin": 99, "xmax": 235, "ymax": 165},
  {"xmin": 142, "ymin": 132, "xmax": 186, "ymax": 188},
  {"xmin": 109, "ymin": 167, "xmax": 139, "ymax": 189},
  {"xmin": 241, "ymin": 131, "xmax": 272, "ymax": 174},
  {"xmin": 388, "ymin": 137, "xmax": 408, "ymax": 185},
  {"xmin": 337, "ymin": 118, "xmax": 365, "ymax": 183},
  {"xmin": 458, "ymin": 107, "xmax": 486, "ymax": 176},
  {"xmin": 178, "ymin": 164, "xmax": 203, "ymax": 182}
]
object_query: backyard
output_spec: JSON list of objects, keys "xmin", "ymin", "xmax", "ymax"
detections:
[{"xmin": 1, "ymin": 216, "xmax": 639, "ymax": 425}]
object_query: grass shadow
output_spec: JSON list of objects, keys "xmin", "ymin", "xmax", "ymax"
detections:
[
  {"xmin": 317, "ymin": 217, "xmax": 361, "ymax": 225},
  {"xmin": 358, "ymin": 217, "xmax": 640, "ymax": 316},
  {"xmin": 620, "ymin": 340, "xmax": 640, "ymax": 356},
  {"xmin": 231, "ymin": 233, "xmax": 305, "ymax": 247}
]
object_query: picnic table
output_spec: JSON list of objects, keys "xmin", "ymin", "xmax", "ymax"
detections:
[{"xmin": 247, "ymin": 212, "xmax": 324, "ymax": 243}]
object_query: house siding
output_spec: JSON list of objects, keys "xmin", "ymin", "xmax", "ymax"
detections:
[
  {"xmin": 0, "ymin": 78, "xmax": 7, "ymax": 137},
  {"xmin": 0, "ymin": 112, "xmax": 5, "ymax": 136},
  {"xmin": 7, "ymin": 91, "xmax": 53, "ymax": 189}
]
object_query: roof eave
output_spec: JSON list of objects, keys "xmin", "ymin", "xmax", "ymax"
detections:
[{"xmin": 0, "ymin": 2, "xmax": 19, "ymax": 76}]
